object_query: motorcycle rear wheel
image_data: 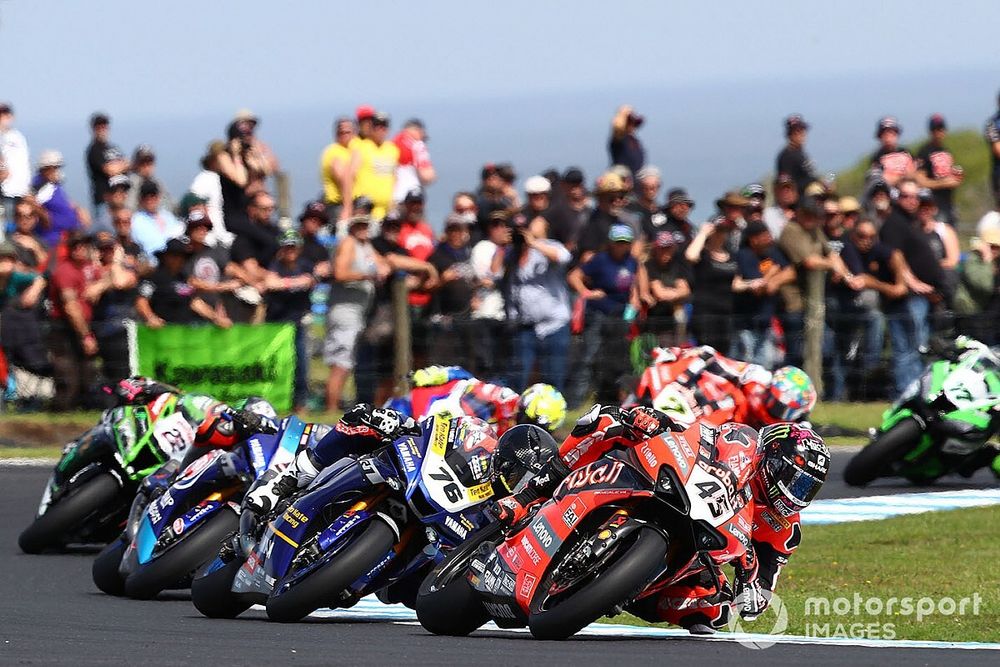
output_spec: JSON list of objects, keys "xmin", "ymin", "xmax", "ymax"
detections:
[
  {"xmin": 124, "ymin": 509, "xmax": 238, "ymax": 599},
  {"xmin": 844, "ymin": 418, "xmax": 922, "ymax": 487},
  {"xmin": 92, "ymin": 536, "xmax": 128, "ymax": 596},
  {"xmin": 18, "ymin": 473, "xmax": 120, "ymax": 554},
  {"xmin": 191, "ymin": 553, "xmax": 253, "ymax": 619},
  {"xmin": 265, "ymin": 518, "xmax": 396, "ymax": 623},
  {"xmin": 528, "ymin": 526, "xmax": 667, "ymax": 640}
]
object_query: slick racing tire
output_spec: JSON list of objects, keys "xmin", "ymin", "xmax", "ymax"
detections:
[
  {"xmin": 124, "ymin": 509, "xmax": 239, "ymax": 600},
  {"xmin": 843, "ymin": 418, "xmax": 922, "ymax": 487},
  {"xmin": 92, "ymin": 536, "xmax": 128, "ymax": 596},
  {"xmin": 415, "ymin": 521, "xmax": 506, "ymax": 636},
  {"xmin": 191, "ymin": 554, "xmax": 253, "ymax": 619},
  {"xmin": 528, "ymin": 526, "xmax": 668, "ymax": 640},
  {"xmin": 265, "ymin": 518, "xmax": 396, "ymax": 623},
  {"xmin": 18, "ymin": 473, "xmax": 120, "ymax": 554}
]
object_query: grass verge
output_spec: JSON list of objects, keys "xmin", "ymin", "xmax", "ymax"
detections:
[{"xmin": 613, "ymin": 505, "xmax": 1000, "ymax": 642}]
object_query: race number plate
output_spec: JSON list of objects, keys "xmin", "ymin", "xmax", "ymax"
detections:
[{"xmin": 152, "ymin": 412, "xmax": 196, "ymax": 459}]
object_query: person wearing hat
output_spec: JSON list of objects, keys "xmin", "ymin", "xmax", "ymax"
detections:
[
  {"xmin": 85, "ymin": 112, "xmax": 128, "ymax": 224},
  {"xmin": 915, "ymin": 114, "xmax": 963, "ymax": 226},
  {"xmin": 86, "ymin": 231, "xmax": 141, "ymax": 385},
  {"xmin": 546, "ymin": 167, "xmax": 592, "ymax": 251},
  {"xmin": 522, "ymin": 175, "xmax": 553, "ymax": 230},
  {"xmin": 639, "ymin": 230, "xmax": 691, "ymax": 346},
  {"xmin": 870, "ymin": 116, "xmax": 915, "ymax": 187},
  {"xmin": 839, "ymin": 196, "xmax": 862, "ymax": 231},
  {"xmin": 392, "ymin": 118, "xmax": 435, "ymax": 204},
  {"xmin": 0, "ymin": 103, "xmax": 31, "ymax": 232},
  {"xmin": 577, "ymin": 172, "xmax": 631, "ymax": 261},
  {"xmin": 741, "ymin": 183, "xmax": 767, "ymax": 225},
  {"xmin": 609, "ymin": 105, "xmax": 646, "ymax": 182},
  {"xmin": 426, "ymin": 213, "xmax": 477, "ymax": 368},
  {"xmin": 297, "ymin": 200, "xmax": 332, "ymax": 276},
  {"xmin": 92, "ymin": 172, "xmax": 132, "ymax": 234},
  {"xmin": 188, "ymin": 140, "xmax": 231, "ymax": 248},
  {"xmin": 352, "ymin": 111, "xmax": 399, "ymax": 221},
  {"xmin": 954, "ymin": 226, "xmax": 1000, "ymax": 342},
  {"xmin": 733, "ymin": 221, "xmax": 795, "ymax": 366},
  {"xmin": 685, "ymin": 214, "xmax": 738, "ymax": 353},
  {"xmin": 126, "ymin": 144, "xmax": 172, "ymax": 213},
  {"xmin": 916, "ymin": 187, "xmax": 960, "ymax": 300},
  {"xmin": 764, "ymin": 174, "xmax": 799, "ymax": 240},
  {"xmin": 228, "ymin": 108, "xmax": 279, "ymax": 177},
  {"xmin": 355, "ymin": 105, "xmax": 376, "ymax": 141},
  {"xmin": 626, "ymin": 166, "xmax": 665, "ymax": 243},
  {"xmin": 48, "ymin": 232, "xmax": 101, "ymax": 410},
  {"xmin": 131, "ymin": 179, "xmax": 183, "ymax": 257},
  {"xmin": 185, "ymin": 210, "xmax": 238, "ymax": 315},
  {"xmin": 567, "ymin": 223, "xmax": 640, "ymax": 406},
  {"xmin": 325, "ymin": 212, "xmax": 390, "ymax": 410},
  {"xmin": 320, "ymin": 117, "xmax": 358, "ymax": 226},
  {"xmin": 263, "ymin": 230, "xmax": 318, "ymax": 412},
  {"xmin": 32, "ymin": 149, "xmax": 91, "ymax": 246},
  {"xmin": 661, "ymin": 188, "xmax": 696, "ymax": 245},
  {"xmin": 865, "ymin": 176, "xmax": 893, "ymax": 226},
  {"xmin": 715, "ymin": 191, "xmax": 750, "ymax": 253},
  {"xmin": 137, "ymin": 236, "xmax": 230, "ymax": 330},
  {"xmin": 776, "ymin": 114, "xmax": 819, "ymax": 197}
]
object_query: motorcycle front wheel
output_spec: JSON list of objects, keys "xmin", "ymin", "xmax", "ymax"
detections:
[
  {"xmin": 92, "ymin": 535, "xmax": 128, "ymax": 596},
  {"xmin": 191, "ymin": 553, "xmax": 253, "ymax": 619},
  {"xmin": 843, "ymin": 418, "xmax": 922, "ymax": 487}
]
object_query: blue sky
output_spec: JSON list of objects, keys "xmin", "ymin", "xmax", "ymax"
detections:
[{"xmin": 2, "ymin": 0, "xmax": 998, "ymax": 224}]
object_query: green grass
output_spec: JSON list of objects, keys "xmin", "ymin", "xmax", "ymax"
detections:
[
  {"xmin": 0, "ymin": 446, "xmax": 63, "ymax": 459},
  {"xmin": 612, "ymin": 505, "xmax": 1000, "ymax": 642},
  {"xmin": 812, "ymin": 402, "xmax": 888, "ymax": 431}
]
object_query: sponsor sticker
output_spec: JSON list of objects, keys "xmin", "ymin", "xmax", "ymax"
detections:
[{"xmin": 519, "ymin": 572, "xmax": 537, "ymax": 599}]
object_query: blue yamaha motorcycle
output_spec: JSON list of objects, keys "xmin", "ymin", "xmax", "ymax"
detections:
[
  {"xmin": 92, "ymin": 416, "xmax": 320, "ymax": 599},
  {"xmin": 191, "ymin": 414, "xmax": 502, "ymax": 622}
]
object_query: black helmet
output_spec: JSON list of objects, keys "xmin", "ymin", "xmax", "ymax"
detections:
[
  {"xmin": 492, "ymin": 424, "xmax": 560, "ymax": 496},
  {"xmin": 758, "ymin": 423, "xmax": 830, "ymax": 517},
  {"xmin": 234, "ymin": 396, "xmax": 278, "ymax": 420}
]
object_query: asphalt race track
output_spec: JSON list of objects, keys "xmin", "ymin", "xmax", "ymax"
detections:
[{"xmin": 1, "ymin": 456, "xmax": 996, "ymax": 667}]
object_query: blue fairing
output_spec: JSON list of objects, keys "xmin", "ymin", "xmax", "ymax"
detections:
[{"xmin": 246, "ymin": 416, "xmax": 306, "ymax": 478}]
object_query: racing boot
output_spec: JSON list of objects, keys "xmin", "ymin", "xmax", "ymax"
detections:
[{"xmin": 243, "ymin": 448, "xmax": 321, "ymax": 519}]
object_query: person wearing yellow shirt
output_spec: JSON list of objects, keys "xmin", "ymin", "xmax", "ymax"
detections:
[
  {"xmin": 352, "ymin": 112, "xmax": 399, "ymax": 221},
  {"xmin": 319, "ymin": 117, "xmax": 358, "ymax": 224}
]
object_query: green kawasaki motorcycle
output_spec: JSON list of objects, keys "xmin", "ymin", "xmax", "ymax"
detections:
[
  {"xmin": 18, "ymin": 392, "xmax": 211, "ymax": 553},
  {"xmin": 844, "ymin": 338, "xmax": 1000, "ymax": 486}
]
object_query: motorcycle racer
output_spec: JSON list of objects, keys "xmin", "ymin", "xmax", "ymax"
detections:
[
  {"xmin": 385, "ymin": 365, "xmax": 567, "ymax": 435},
  {"xmin": 491, "ymin": 404, "xmax": 830, "ymax": 633},
  {"xmin": 635, "ymin": 345, "xmax": 817, "ymax": 428}
]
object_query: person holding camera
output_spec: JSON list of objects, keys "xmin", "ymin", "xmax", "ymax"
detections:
[{"xmin": 609, "ymin": 105, "xmax": 645, "ymax": 181}]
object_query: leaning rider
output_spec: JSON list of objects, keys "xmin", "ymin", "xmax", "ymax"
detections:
[{"xmin": 490, "ymin": 404, "xmax": 830, "ymax": 633}]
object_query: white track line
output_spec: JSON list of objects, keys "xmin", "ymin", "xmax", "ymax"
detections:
[
  {"xmin": 803, "ymin": 489, "xmax": 1000, "ymax": 524},
  {"xmin": 0, "ymin": 457, "xmax": 56, "ymax": 467}
]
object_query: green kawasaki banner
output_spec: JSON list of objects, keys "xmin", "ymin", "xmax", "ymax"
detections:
[{"xmin": 135, "ymin": 323, "xmax": 296, "ymax": 412}]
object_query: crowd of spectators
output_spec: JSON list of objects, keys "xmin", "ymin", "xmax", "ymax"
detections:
[{"xmin": 4, "ymin": 94, "xmax": 1000, "ymax": 412}]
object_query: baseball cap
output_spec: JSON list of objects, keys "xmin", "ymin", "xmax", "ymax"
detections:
[
  {"xmin": 139, "ymin": 180, "xmax": 161, "ymax": 198},
  {"xmin": 745, "ymin": 221, "xmax": 770, "ymax": 238},
  {"xmin": 785, "ymin": 114, "xmax": 809, "ymax": 132},
  {"xmin": 444, "ymin": 213, "xmax": 472, "ymax": 230},
  {"xmin": 177, "ymin": 191, "xmax": 208, "ymax": 218},
  {"xmin": 0, "ymin": 103, "xmax": 12, "ymax": 116},
  {"xmin": 804, "ymin": 181, "xmax": 829, "ymax": 199},
  {"xmin": 839, "ymin": 196, "xmax": 862, "ymax": 214},
  {"xmin": 876, "ymin": 116, "xmax": 901, "ymax": 136},
  {"xmin": 234, "ymin": 108, "xmax": 258, "ymax": 124},
  {"xmin": 524, "ymin": 175, "xmax": 552, "ymax": 195},
  {"xmin": 917, "ymin": 188, "xmax": 935, "ymax": 204},
  {"xmin": 402, "ymin": 188, "xmax": 425, "ymax": 204},
  {"xmin": 371, "ymin": 111, "xmax": 390, "ymax": 127},
  {"xmin": 562, "ymin": 167, "xmax": 585, "ymax": 185},
  {"xmin": 155, "ymin": 237, "xmax": 191, "ymax": 257},
  {"xmin": 356, "ymin": 105, "xmax": 375, "ymax": 121},
  {"xmin": 133, "ymin": 144, "xmax": 155, "ymax": 163},
  {"xmin": 666, "ymin": 188, "xmax": 694, "ymax": 207},
  {"xmin": 594, "ymin": 172, "xmax": 627, "ymax": 196},
  {"xmin": 298, "ymin": 200, "xmax": 329, "ymax": 224},
  {"xmin": 90, "ymin": 112, "xmax": 110, "ymax": 127},
  {"xmin": 608, "ymin": 224, "xmax": 635, "ymax": 243},
  {"xmin": 278, "ymin": 229, "xmax": 303, "ymax": 247},
  {"xmin": 37, "ymin": 150, "xmax": 64, "ymax": 169},
  {"xmin": 981, "ymin": 228, "xmax": 1000, "ymax": 246},
  {"xmin": 635, "ymin": 165, "xmax": 661, "ymax": 182},
  {"xmin": 653, "ymin": 231, "xmax": 680, "ymax": 248},
  {"xmin": 741, "ymin": 183, "xmax": 767, "ymax": 201},
  {"xmin": 929, "ymin": 114, "xmax": 947, "ymax": 131},
  {"xmin": 108, "ymin": 174, "xmax": 131, "ymax": 191},
  {"xmin": 497, "ymin": 163, "xmax": 516, "ymax": 183},
  {"xmin": 185, "ymin": 209, "xmax": 213, "ymax": 230}
]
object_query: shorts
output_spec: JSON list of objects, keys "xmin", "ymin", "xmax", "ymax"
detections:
[{"xmin": 323, "ymin": 302, "xmax": 366, "ymax": 369}]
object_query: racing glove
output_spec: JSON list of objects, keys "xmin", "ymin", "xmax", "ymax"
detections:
[
  {"xmin": 337, "ymin": 404, "xmax": 421, "ymax": 442},
  {"xmin": 624, "ymin": 406, "xmax": 680, "ymax": 438},
  {"xmin": 491, "ymin": 456, "xmax": 571, "ymax": 527},
  {"xmin": 733, "ymin": 546, "xmax": 769, "ymax": 621}
]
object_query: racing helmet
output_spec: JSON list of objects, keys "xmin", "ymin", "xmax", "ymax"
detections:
[
  {"xmin": 235, "ymin": 396, "xmax": 278, "ymax": 420},
  {"xmin": 762, "ymin": 367, "xmax": 817, "ymax": 423},
  {"xmin": 517, "ymin": 384, "xmax": 568, "ymax": 432},
  {"xmin": 491, "ymin": 424, "xmax": 561, "ymax": 496},
  {"xmin": 758, "ymin": 423, "xmax": 830, "ymax": 517}
]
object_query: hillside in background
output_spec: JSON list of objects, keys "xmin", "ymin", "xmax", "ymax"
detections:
[{"xmin": 834, "ymin": 129, "xmax": 993, "ymax": 233}]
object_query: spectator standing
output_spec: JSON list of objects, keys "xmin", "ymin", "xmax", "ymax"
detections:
[
  {"xmin": 0, "ymin": 103, "xmax": 31, "ymax": 228},
  {"xmin": 10, "ymin": 199, "xmax": 50, "ymax": 271},
  {"xmin": 264, "ymin": 230, "xmax": 317, "ymax": 412},
  {"xmin": 325, "ymin": 215, "xmax": 388, "ymax": 410},
  {"xmin": 126, "ymin": 145, "xmax": 171, "ymax": 212},
  {"xmin": 88, "ymin": 234, "xmax": 139, "ymax": 384},
  {"xmin": 469, "ymin": 211, "xmax": 511, "ymax": 380},
  {"xmin": 227, "ymin": 110, "xmax": 277, "ymax": 194},
  {"xmin": 320, "ymin": 117, "xmax": 358, "ymax": 226},
  {"xmin": 625, "ymin": 166, "xmax": 666, "ymax": 242},
  {"xmin": 609, "ymin": 105, "xmax": 645, "ymax": 179},
  {"xmin": 136, "ymin": 237, "xmax": 230, "ymax": 328},
  {"xmin": 662, "ymin": 188, "xmax": 696, "ymax": 245},
  {"xmin": 577, "ymin": 172, "xmax": 629, "ymax": 260},
  {"xmin": 48, "ymin": 233, "xmax": 101, "ymax": 410},
  {"xmin": 474, "ymin": 164, "xmax": 514, "ymax": 240},
  {"xmin": 522, "ymin": 175, "xmax": 553, "ymax": 229},
  {"xmin": 733, "ymin": 222, "xmax": 794, "ymax": 365},
  {"xmin": 353, "ymin": 112, "xmax": 399, "ymax": 221},
  {"xmin": 776, "ymin": 114, "xmax": 818, "ymax": 197},
  {"xmin": 0, "ymin": 240, "xmax": 48, "ymax": 381},
  {"xmin": 393, "ymin": 119, "xmax": 436, "ymax": 203},
  {"xmin": 229, "ymin": 191, "xmax": 280, "ymax": 286},
  {"xmin": 763, "ymin": 174, "xmax": 798, "ymax": 240},
  {"xmin": 131, "ymin": 181, "xmax": 183, "ymax": 257},
  {"xmin": 547, "ymin": 167, "xmax": 591, "ymax": 252},
  {"xmin": 685, "ymin": 217, "xmax": 737, "ymax": 353},
  {"xmin": 917, "ymin": 189, "xmax": 960, "ymax": 303},
  {"xmin": 714, "ymin": 191, "xmax": 750, "ymax": 254},
  {"xmin": 185, "ymin": 210, "xmax": 237, "ymax": 323},
  {"xmin": 915, "ymin": 114, "xmax": 963, "ymax": 226},
  {"xmin": 110, "ymin": 205, "xmax": 149, "ymax": 274},
  {"xmin": 639, "ymin": 231, "xmax": 691, "ymax": 346},
  {"xmin": 296, "ymin": 201, "xmax": 332, "ymax": 277},
  {"xmin": 871, "ymin": 116, "xmax": 915, "ymax": 187},
  {"xmin": 840, "ymin": 196, "xmax": 862, "ymax": 232},
  {"xmin": 567, "ymin": 224, "xmax": 639, "ymax": 405},
  {"xmin": 189, "ymin": 141, "xmax": 230, "ymax": 246},
  {"xmin": 85, "ymin": 113, "xmax": 128, "ymax": 231},
  {"xmin": 984, "ymin": 91, "xmax": 1000, "ymax": 207},
  {"xmin": 503, "ymin": 212, "xmax": 572, "ymax": 392},
  {"xmin": 866, "ymin": 178, "xmax": 893, "ymax": 228},
  {"xmin": 427, "ymin": 215, "xmax": 476, "ymax": 368},
  {"xmin": 742, "ymin": 183, "xmax": 767, "ymax": 225},
  {"xmin": 954, "ymin": 229, "xmax": 1000, "ymax": 344},
  {"xmin": 32, "ymin": 150, "xmax": 90, "ymax": 247},
  {"xmin": 215, "ymin": 126, "xmax": 269, "ymax": 240}
]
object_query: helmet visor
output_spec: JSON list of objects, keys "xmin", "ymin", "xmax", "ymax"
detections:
[{"xmin": 778, "ymin": 467, "xmax": 823, "ymax": 507}]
